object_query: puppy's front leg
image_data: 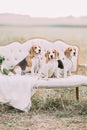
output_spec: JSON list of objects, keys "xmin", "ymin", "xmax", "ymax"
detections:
[
  {"xmin": 35, "ymin": 65, "xmax": 39, "ymax": 74},
  {"xmin": 44, "ymin": 74, "xmax": 49, "ymax": 80},
  {"xmin": 64, "ymin": 69, "xmax": 67, "ymax": 78},
  {"xmin": 55, "ymin": 69, "xmax": 60, "ymax": 78},
  {"xmin": 38, "ymin": 69, "xmax": 49, "ymax": 80},
  {"xmin": 31, "ymin": 65, "xmax": 35, "ymax": 76},
  {"xmin": 68, "ymin": 70, "xmax": 71, "ymax": 76}
]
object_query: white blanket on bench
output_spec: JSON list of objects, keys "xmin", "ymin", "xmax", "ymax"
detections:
[
  {"xmin": 0, "ymin": 74, "xmax": 87, "ymax": 112},
  {"xmin": 0, "ymin": 75, "xmax": 38, "ymax": 112}
]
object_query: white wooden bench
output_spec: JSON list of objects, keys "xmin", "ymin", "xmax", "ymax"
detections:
[{"xmin": 0, "ymin": 38, "xmax": 87, "ymax": 104}]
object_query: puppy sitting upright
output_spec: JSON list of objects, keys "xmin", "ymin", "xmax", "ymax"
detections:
[
  {"xmin": 13, "ymin": 44, "xmax": 41, "ymax": 75},
  {"xmin": 63, "ymin": 47, "xmax": 76, "ymax": 78},
  {"xmin": 38, "ymin": 49, "xmax": 60, "ymax": 79}
]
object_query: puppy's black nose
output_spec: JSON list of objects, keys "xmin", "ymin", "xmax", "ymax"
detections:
[
  {"xmin": 73, "ymin": 52, "xmax": 76, "ymax": 56},
  {"xmin": 50, "ymin": 55, "xmax": 53, "ymax": 59},
  {"xmin": 39, "ymin": 49, "xmax": 41, "ymax": 53}
]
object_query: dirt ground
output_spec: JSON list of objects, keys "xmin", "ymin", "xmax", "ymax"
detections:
[
  {"xmin": 27, "ymin": 113, "xmax": 87, "ymax": 130},
  {"xmin": 0, "ymin": 108, "xmax": 87, "ymax": 130}
]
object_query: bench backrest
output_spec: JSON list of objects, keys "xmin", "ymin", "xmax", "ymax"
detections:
[{"xmin": 0, "ymin": 38, "xmax": 78, "ymax": 72}]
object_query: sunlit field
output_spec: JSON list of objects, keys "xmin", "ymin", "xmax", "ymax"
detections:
[{"xmin": 0, "ymin": 25, "xmax": 87, "ymax": 64}]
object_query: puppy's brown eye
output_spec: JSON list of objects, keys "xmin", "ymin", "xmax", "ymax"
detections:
[
  {"xmin": 69, "ymin": 48, "xmax": 72, "ymax": 51},
  {"xmin": 35, "ymin": 47, "xmax": 37, "ymax": 49}
]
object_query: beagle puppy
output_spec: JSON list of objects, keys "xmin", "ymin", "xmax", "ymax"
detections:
[
  {"xmin": 38, "ymin": 49, "xmax": 60, "ymax": 79},
  {"xmin": 13, "ymin": 44, "xmax": 41, "ymax": 75},
  {"xmin": 62, "ymin": 47, "xmax": 76, "ymax": 78}
]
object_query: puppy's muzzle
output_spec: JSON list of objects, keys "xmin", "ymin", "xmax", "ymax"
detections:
[
  {"xmin": 37, "ymin": 49, "xmax": 41, "ymax": 54},
  {"xmin": 73, "ymin": 52, "xmax": 76, "ymax": 56},
  {"xmin": 39, "ymin": 49, "xmax": 41, "ymax": 53},
  {"xmin": 50, "ymin": 55, "xmax": 54, "ymax": 59}
]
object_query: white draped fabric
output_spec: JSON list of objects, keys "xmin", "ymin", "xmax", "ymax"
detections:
[
  {"xmin": 0, "ymin": 75, "xmax": 87, "ymax": 112},
  {"xmin": 0, "ymin": 75, "xmax": 38, "ymax": 112}
]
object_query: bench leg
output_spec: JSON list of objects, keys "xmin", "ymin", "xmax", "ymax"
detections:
[{"xmin": 76, "ymin": 87, "xmax": 79, "ymax": 101}]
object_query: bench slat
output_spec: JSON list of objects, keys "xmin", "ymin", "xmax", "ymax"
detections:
[{"xmin": 37, "ymin": 75, "xmax": 87, "ymax": 88}]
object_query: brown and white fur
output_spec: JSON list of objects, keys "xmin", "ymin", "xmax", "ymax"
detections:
[
  {"xmin": 13, "ymin": 44, "xmax": 41, "ymax": 75},
  {"xmin": 38, "ymin": 49, "xmax": 60, "ymax": 79},
  {"xmin": 62, "ymin": 47, "xmax": 76, "ymax": 78}
]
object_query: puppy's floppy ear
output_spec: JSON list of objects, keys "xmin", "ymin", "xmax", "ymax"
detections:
[
  {"xmin": 68, "ymin": 47, "xmax": 72, "ymax": 52},
  {"xmin": 45, "ymin": 51, "xmax": 49, "ymax": 63},
  {"xmin": 64, "ymin": 48, "xmax": 72, "ymax": 57},
  {"xmin": 54, "ymin": 49, "xmax": 59, "ymax": 59},
  {"xmin": 45, "ymin": 51, "xmax": 48, "ymax": 58},
  {"xmin": 56, "ymin": 50, "xmax": 59, "ymax": 58},
  {"xmin": 29, "ymin": 46, "xmax": 34, "ymax": 57}
]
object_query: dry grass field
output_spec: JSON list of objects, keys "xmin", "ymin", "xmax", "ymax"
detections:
[{"xmin": 0, "ymin": 25, "xmax": 87, "ymax": 130}]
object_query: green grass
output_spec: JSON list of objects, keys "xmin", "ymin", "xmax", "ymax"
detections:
[
  {"xmin": 0, "ymin": 87, "xmax": 87, "ymax": 117},
  {"xmin": 31, "ymin": 86, "xmax": 87, "ymax": 117}
]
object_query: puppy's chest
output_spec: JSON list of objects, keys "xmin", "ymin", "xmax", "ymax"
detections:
[
  {"xmin": 32, "ymin": 57, "xmax": 40, "ymax": 66},
  {"xmin": 64, "ymin": 58, "xmax": 73, "ymax": 69},
  {"xmin": 48, "ymin": 61, "xmax": 57, "ymax": 72},
  {"xmin": 23, "ymin": 57, "xmax": 40, "ymax": 73}
]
